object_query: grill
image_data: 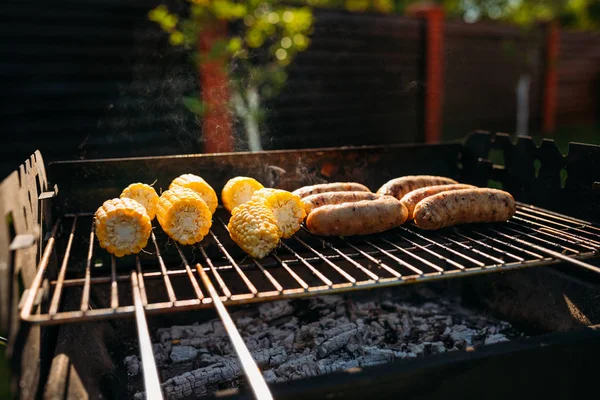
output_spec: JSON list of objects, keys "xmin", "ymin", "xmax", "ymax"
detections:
[
  {"xmin": 20, "ymin": 204, "xmax": 600, "ymax": 325},
  {"xmin": 3, "ymin": 131, "xmax": 600, "ymax": 400}
]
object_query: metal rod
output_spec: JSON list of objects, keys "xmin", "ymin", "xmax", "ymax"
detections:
[
  {"xmin": 453, "ymin": 231, "xmax": 525, "ymax": 261},
  {"xmin": 394, "ymin": 232, "xmax": 468, "ymax": 270},
  {"xmin": 196, "ymin": 264, "xmax": 273, "ymax": 400},
  {"xmin": 279, "ymin": 242, "xmax": 333, "ymax": 287},
  {"xmin": 507, "ymin": 220, "xmax": 598, "ymax": 251},
  {"xmin": 111, "ymin": 256, "xmax": 118, "ymax": 310},
  {"xmin": 293, "ymin": 237, "xmax": 357, "ymax": 283},
  {"xmin": 80, "ymin": 221, "xmax": 95, "ymax": 312},
  {"xmin": 210, "ymin": 224, "xmax": 258, "ymax": 294},
  {"xmin": 517, "ymin": 204, "xmax": 600, "ymax": 232},
  {"xmin": 515, "ymin": 210, "xmax": 600, "ymax": 240},
  {"xmin": 338, "ymin": 238, "xmax": 402, "ymax": 278},
  {"xmin": 365, "ymin": 240, "xmax": 424, "ymax": 275},
  {"xmin": 131, "ymin": 272, "xmax": 164, "ymax": 400},
  {"xmin": 150, "ymin": 232, "xmax": 177, "ymax": 304},
  {"xmin": 306, "ymin": 233, "xmax": 380, "ymax": 281},
  {"xmin": 401, "ymin": 227, "xmax": 485, "ymax": 267},
  {"xmin": 136, "ymin": 257, "xmax": 149, "ymax": 306},
  {"xmin": 49, "ymin": 216, "xmax": 78, "ymax": 316},
  {"xmin": 381, "ymin": 238, "xmax": 444, "ymax": 273},
  {"xmin": 198, "ymin": 246, "xmax": 232, "ymax": 298},
  {"xmin": 251, "ymin": 259, "xmax": 284, "ymax": 293},
  {"xmin": 512, "ymin": 215, "xmax": 600, "ymax": 247},
  {"xmin": 175, "ymin": 243, "xmax": 205, "ymax": 301},
  {"xmin": 20, "ymin": 220, "xmax": 60, "ymax": 321},
  {"xmin": 434, "ymin": 232, "xmax": 505, "ymax": 265},
  {"xmin": 272, "ymin": 253, "xmax": 309, "ymax": 290},
  {"xmin": 489, "ymin": 230, "xmax": 600, "ymax": 274}
]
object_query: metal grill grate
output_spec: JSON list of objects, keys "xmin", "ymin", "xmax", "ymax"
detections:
[{"xmin": 20, "ymin": 203, "xmax": 600, "ymax": 325}]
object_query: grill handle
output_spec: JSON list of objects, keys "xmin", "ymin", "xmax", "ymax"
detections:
[{"xmin": 131, "ymin": 272, "xmax": 164, "ymax": 400}]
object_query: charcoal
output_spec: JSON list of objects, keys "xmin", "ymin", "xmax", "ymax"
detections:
[{"xmin": 131, "ymin": 290, "xmax": 521, "ymax": 399}]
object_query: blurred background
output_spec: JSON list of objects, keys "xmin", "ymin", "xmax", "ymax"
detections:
[{"xmin": 1, "ymin": 0, "xmax": 600, "ymax": 394}]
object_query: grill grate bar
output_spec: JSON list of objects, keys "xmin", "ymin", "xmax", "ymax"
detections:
[
  {"xmin": 452, "ymin": 231, "xmax": 524, "ymax": 261},
  {"xmin": 293, "ymin": 236, "xmax": 357, "ymax": 284},
  {"xmin": 306, "ymin": 232, "xmax": 381, "ymax": 282},
  {"xmin": 517, "ymin": 203, "xmax": 600, "ymax": 233},
  {"xmin": 20, "ymin": 204, "xmax": 600, "ymax": 325},
  {"xmin": 272, "ymin": 253, "xmax": 310, "ymax": 290},
  {"xmin": 512, "ymin": 215, "xmax": 600, "ymax": 248},
  {"xmin": 80, "ymin": 221, "xmax": 94, "ymax": 312},
  {"xmin": 507, "ymin": 220, "xmax": 598, "ymax": 251},
  {"xmin": 174, "ymin": 243, "xmax": 205, "ymax": 302},
  {"xmin": 279, "ymin": 242, "xmax": 333, "ymax": 287},
  {"xmin": 213, "ymin": 219, "xmax": 258, "ymax": 295},
  {"xmin": 515, "ymin": 210, "xmax": 600, "ymax": 242},
  {"xmin": 400, "ymin": 227, "xmax": 485, "ymax": 267},
  {"xmin": 339, "ymin": 238, "xmax": 402, "ymax": 278},
  {"xmin": 49, "ymin": 216, "xmax": 78, "ymax": 316},
  {"xmin": 381, "ymin": 238, "xmax": 444, "ymax": 273},
  {"xmin": 135, "ymin": 257, "xmax": 149, "ymax": 306},
  {"xmin": 365, "ymin": 239, "xmax": 424, "ymax": 275},
  {"xmin": 432, "ymin": 232, "xmax": 505, "ymax": 265},
  {"xmin": 111, "ymin": 256, "xmax": 118, "ymax": 310},
  {"xmin": 198, "ymin": 245, "xmax": 232, "ymax": 299}
]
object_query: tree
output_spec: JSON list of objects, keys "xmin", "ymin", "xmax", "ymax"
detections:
[{"xmin": 149, "ymin": 0, "xmax": 395, "ymax": 151}]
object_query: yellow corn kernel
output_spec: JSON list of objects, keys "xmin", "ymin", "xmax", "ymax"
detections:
[
  {"xmin": 221, "ymin": 176, "xmax": 264, "ymax": 213},
  {"xmin": 120, "ymin": 183, "xmax": 159, "ymax": 220},
  {"xmin": 170, "ymin": 174, "xmax": 218, "ymax": 214},
  {"xmin": 156, "ymin": 187, "xmax": 212, "ymax": 245},
  {"xmin": 252, "ymin": 188, "xmax": 306, "ymax": 238},
  {"xmin": 227, "ymin": 200, "xmax": 281, "ymax": 259},
  {"xmin": 94, "ymin": 197, "xmax": 152, "ymax": 257}
]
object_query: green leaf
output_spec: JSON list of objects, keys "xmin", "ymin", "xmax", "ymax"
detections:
[{"xmin": 183, "ymin": 97, "xmax": 206, "ymax": 115}]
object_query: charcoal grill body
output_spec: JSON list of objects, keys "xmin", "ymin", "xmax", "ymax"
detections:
[{"xmin": 2, "ymin": 131, "xmax": 600, "ymax": 400}]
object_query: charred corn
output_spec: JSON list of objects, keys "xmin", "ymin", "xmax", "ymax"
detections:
[
  {"xmin": 227, "ymin": 200, "xmax": 281, "ymax": 259},
  {"xmin": 120, "ymin": 183, "xmax": 159, "ymax": 220},
  {"xmin": 94, "ymin": 197, "xmax": 152, "ymax": 257},
  {"xmin": 221, "ymin": 176, "xmax": 264, "ymax": 213},
  {"xmin": 156, "ymin": 187, "xmax": 212, "ymax": 245},
  {"xmin": 252, "ymin": 188, "xmax": 306, "ymax": 238},
  {"xmin": 170, "ymin": 174, "xmax": 218, "ymax": 214}
]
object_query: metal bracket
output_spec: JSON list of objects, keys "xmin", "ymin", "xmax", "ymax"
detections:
[{"xmin": 38, "ymin": 184, "xmax": 58, "ymax": 200}]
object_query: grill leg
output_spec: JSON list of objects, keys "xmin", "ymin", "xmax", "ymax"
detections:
[
  {"xmin": 131, "ymin": 272, "xmax": 163, "ymax": 400},
  {"xmin": 196, "ymin": 264, "xmax": 273, "ymax": 400}
]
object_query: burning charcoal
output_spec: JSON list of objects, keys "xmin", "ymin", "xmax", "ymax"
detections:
[
  {"xmin": 484, "ymin": 334, "xmax": 510, "ymax": 345},
  {"xmin": 259, "ymin": 301, "xmax": 294, "ymax": 323},
  {"xmin": 170, "ymin": 346, "xmax": 198, "ymax": 364},
  {"xmin": 407, "ymin": 343, "xmax": 425, "ymax": 357},
  {"xmin": 263, "ymin": 369, "xmax": 277, "ymax": 383},
  {"xmin": 316, "ymin": 327, "xmax": 361, "ymax": 358},
  {"xmin": 124, "ymin": 355, "xmax": 140, "ymax": 376},
  {"xmin": 359, "ymin": 347, "xmax": 397, "ymax": 367},
  {"xmin": 450, "ymin": 325, "xmax": 476, "ymax": 347}
]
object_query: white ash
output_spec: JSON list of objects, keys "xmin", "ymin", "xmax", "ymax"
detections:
[{"xmin": 130, "ymin": 289, "xmax": 521, "ymax": 399}]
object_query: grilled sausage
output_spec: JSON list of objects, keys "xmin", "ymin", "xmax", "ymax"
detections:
[
  {"xmin": 413, "ymin": 188, "xmax": 516, "ymax": 230},
  {"xmin": 306, "ymin": 196, "xmax": 408, "ymax": 236},
  {"xmin": 292, "ymin": 182, "xmax": 371, "ymax": 199},
  {"xmin": 302, "ymin": 191, "xmax": 382, "ymax": 214},
  {"xmin": 376, "ymin": 176, "xmax": 458, "ymax": 199},
  {"xmin": 401, "ymin": 184, "xmax": 477, "ymax": 219}
]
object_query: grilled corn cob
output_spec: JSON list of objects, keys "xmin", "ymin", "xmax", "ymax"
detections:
[
  {"xmin": 156, "ymin": 187, "xmax": 212, "ymax": 245},
  {"xmin": 120, "ymin": 183, "xmax": 159, "ymax": 220},
  {"xmin": 170, "ymin": 174, "xmax": 218, "ymax": 214},
  {"xmin": 94, "ymin": 197, "xmax": 152, "ymax": 257},
  {"xmin": 227, "ymin": 200, "xmax": 281, "ymax": 259},
  {"xmin": 221, "ymin": 176, "xmax": 264, "ymax": 213},
  {"xmin": 251, "ymin": 188, "xmax": 306, "ymax": 238}
]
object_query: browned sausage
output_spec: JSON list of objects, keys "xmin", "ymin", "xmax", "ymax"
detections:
[
  {"xmin": 413, "ymin": 188, "xmax": 516, "ymax": 230},
  {"xmin": 306, "ymin": 196, "xmax": 408, "ymax": 236},
  {"xmin": 292, "ymin": 182, "xmax": 371, "ymax": 199},
  {"xmin": 376, "ymin": 176, "xmax": 458, "ymax": 199},
  {"xmin": 302, "ymin": 191, "xmax": 381, "ymax": 214},
  {"xmin": 401, "ymin": 184, "xmax": 477, "ymax": 219}
]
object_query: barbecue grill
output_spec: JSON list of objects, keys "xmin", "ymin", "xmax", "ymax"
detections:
[{"xmin": 2, "ymin": 131, "xmax": 600, "ymax": 400}]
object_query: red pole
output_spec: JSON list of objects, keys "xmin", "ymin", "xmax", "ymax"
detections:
[
  {"xmin": 409, "ymin": 5, "xmax": 445, "ymax": 143},
  {"xmin": 198, "ymin": 20, "xmax": 234, "ymax": 153},
  {"xmin": 542, "ymin": 21, "xmax": 559, "ymax": 135}
]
